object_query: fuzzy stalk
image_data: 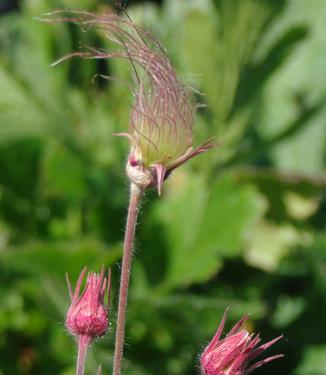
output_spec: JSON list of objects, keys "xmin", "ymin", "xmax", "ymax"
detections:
[
  {"xmin": 113, "ymin": 183, "xmax": 143, "ymax": 375},
  {"xmin": 76, "ymin": 335, "xmax": 91, "ymax": 375}
]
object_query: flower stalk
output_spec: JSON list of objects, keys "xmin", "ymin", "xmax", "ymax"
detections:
[
  {"xmin": 113, "ymin": 183, "xmax": 143, "ymax": 375},
  {"xmin": 77, "ymin": 335, "xmax": 91, "ymax": 375}
]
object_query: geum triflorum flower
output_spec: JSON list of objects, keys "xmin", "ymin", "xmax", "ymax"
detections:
[
  {"xmin": 66, "ymin": 267, "xmax": 111, "ymax": 341},
  {"xmin": 66, "ymin": 267, "xmax": 111, "ymax": 375},
  {"xmin": 200, "ymin": 310, "xmax": 283, "ymax": 375},
  {"xmin": 41, "ymin": 10, "xmax": 214, "ymax": 194}
]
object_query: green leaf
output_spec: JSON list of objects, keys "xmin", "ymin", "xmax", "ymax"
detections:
[
  {"xmin": 148, "ymin": 172, "xmax": 266, "ymax": 289},
  {"xmin": 258, "ymin": 0, "xmax": 326, "ymax": 174},
  {"xmin": 41, "ymin": 143, "xmax": 87, "ymax": 202},
  {"xmin": 244, "ymin": 221, "xmax": 302, "ymax": 272},
  {"xmin": 0, "ymin": 63, "xmax": 53, "ymax": 144},
  {"xmin": 271, "ymin": 294, "xmax": 306, "ymax": 328},
  {"xmin": 295, "ymin": 345, "xmax": 326, "ymax": 375},
  {"xmin": 0, "ymin": 239, "xmax": 121, "ymax": 280}
]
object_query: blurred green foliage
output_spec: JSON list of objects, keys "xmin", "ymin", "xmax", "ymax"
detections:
[{"xmin": 0, "ymin": 0, "xmax": 325, "ymax": 374}]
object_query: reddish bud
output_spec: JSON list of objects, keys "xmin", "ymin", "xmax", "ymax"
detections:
[
  {"xmin": 201, "ymin": 310, "xmax": 283, "ymax": 375},
  {"xmin": 66, "ymin": 267, "xmax": 111, "ymax": 341}
]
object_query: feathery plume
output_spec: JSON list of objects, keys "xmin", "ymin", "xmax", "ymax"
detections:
[{"xmin": 40, "ymin": 10, "xmax": 214, "ymax": 194}]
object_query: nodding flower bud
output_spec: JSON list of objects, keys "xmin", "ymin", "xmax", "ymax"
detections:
[
  {"xmin": 201, "ymin": 310, "xmax": 283, "ymax": 375},
  {"xmin": 65, "ymin": 267, "xmax": 111, "ymax": 341},
  {"xmin": 40, "ymin": 10, "xmax": 215, "ymax": 195},
  {"xmin": 124, "ymin": 41, "xmax": 215, "ymax": 194}
]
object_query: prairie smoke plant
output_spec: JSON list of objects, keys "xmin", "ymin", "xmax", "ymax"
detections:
[
  {"xmin": 200, "ymin": 310, "xmax": 283, "ymax": 375},
  {"xmin": 42, "ymin": 9, "xmax": 214, "ymax": 375},
  {"xmin": 66, "ymin": 267, "xmax": 111, "ymax": 375}
]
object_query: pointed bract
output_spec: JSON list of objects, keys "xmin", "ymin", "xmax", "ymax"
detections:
[{"xmin": 152, "ymin": 163, "xmax": 166, "ymax": 196}]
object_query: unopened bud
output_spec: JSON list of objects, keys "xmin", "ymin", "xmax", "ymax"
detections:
[
  {"xmin": 66, "ymin": 267, "xmax": 111, "ymax": 340},
  {"xmin": 201, "ymin": 309, "xmax": 283, "ymax": 375}
]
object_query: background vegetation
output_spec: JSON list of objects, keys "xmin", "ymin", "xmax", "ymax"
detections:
[{"xmin": 0, "ymin": 0, "xmax": 325, "ymax": 374}]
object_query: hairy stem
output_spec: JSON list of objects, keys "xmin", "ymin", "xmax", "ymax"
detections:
[
  {"xmin": 113, "ymin": 183, "xmax": 143, "ymax": 375},
  {"xmin": 77, "ymin": 335, "xmax": 91, "ymax": 375}
]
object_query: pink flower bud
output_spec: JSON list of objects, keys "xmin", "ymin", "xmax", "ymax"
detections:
[
  {"xmin": 65, "ymin": 267, "xmax": 111, "ymax": 341},
  {"xmin": 201, "ymin": 310, "xmax": 283, "ymax": 375}
]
